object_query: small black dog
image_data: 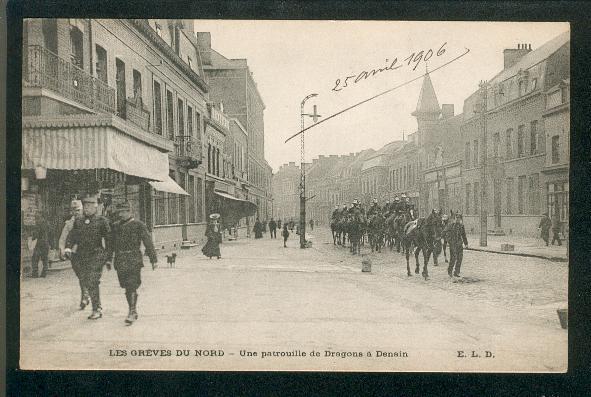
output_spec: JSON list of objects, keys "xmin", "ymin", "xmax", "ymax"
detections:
[{"xmin": 165, "ymin": 253, "xmax": 177, "ymax": 268}]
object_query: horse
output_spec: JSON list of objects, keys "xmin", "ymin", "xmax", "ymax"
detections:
[
  {"xmin": 402, "ymin": 210, "xmax": 443, "ymax": 280},
  {"xmin": 394, "ymin": 211, "xmax": 412, "ymax": 253},
  {"xmin": 347, "ymin": 211, "xmax": 365, "ymax": 255},
  {"xmin": 368, "ymin": 213, "xmax": 386, "ymax": 253}
]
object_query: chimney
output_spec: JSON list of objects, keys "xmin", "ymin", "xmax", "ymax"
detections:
[
  {"xmin": 196, "ymin": 32, "xmax": 212, "ymax": 65},
  {"xmin": 503, "ymin": 43, "xmax": 531, "ymax": 69},
  {"xmin": 441, "ymin": 104, "xmax": 454, "ymax": 119}
]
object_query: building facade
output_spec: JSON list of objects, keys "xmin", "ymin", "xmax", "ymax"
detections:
[{"xmin": 197, "ymin": 32, "xmax": 273, "ymax": 224}]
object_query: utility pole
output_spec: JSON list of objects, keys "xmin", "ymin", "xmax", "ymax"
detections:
[
  {"xmin": 299, "ymin": 94, "xmax": 321, "ymax": 248},
  {"xmin": 479, "ymin": 80, "xmax": 488, "ymax": 247}
]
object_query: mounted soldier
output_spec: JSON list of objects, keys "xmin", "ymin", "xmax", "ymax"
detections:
[{"xmin": 367, "ymin": 198, "xmax": 381, "ymax": 217}]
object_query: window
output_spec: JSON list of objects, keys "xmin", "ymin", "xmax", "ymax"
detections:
[
  {"xmin": 95, "ymin": 45, "xmax": 107, "ymax": 83},
  {"xmin": 465, "ymin": 142, "xmax": 471, "ymax": 168},
  {"xmin": 518, "ymin": 175, "xmax": 526, "ymax": 214},
  {"xmin": 493, "ymin": 133, "xmax": 500, "ymax": 159},
  {"xmin": 155, "ymin": 22, "xmax": 162, "ymax": 37},
  {"xmin": 506, "ymin": 177, "xmax": 514, "ymax": 215},
  {"xmin": 115, "ymin": 58, "xmax": 126, "ymax": 118},
  {"xmin": 474, "ymin": 182, "xmax": 480, "ymax": 214},
  {"xmin": 168, "ymin": 171, "xmax": 178, "ymax": 224},
  {"xmin": 42, "ymin": 19, "xmax": 58, "ymax": 54},
  {"xmin": 196, "ymin": 177, "xmax": 203, "ymax": 222},
  {"xmin": 465, "ymin": 184, "xmax": 471, "ymax": 215},
  {"xmin": 473, "ymin": 140, "xmax": 479, "ymax": 167},
  {"xmin": 178, "ymin": 172, "xmax": 186, "ymax": 224},
  {"xmin": 188, "ymin": 175, "xmax": 196, "ymax": 223},
  {"xmin": 155, "ymin": 191, "xmax": 167, "ymax": 225},
  {"xmin": 505, "ymin": 129, "xmax": 513, "ymax": 159},
  {"xmin": 153, "ymin": 80, "xmax": 163, "ymax": 134},
  {"xmin": 187, "ymin": 106, "xmax": 193, "ymax": 138},
  {"xmin": 177, "ymin": 98, "xmax": 184, "ymax": 137},
  {"xmin": 517, "ymin": 125, "xmax": 525, "ymax": 157},
  {"xmin": 188, "ymin": 56, "xmax": 193, "ymax": 69},
  {"xmin": 207, "ymin": 144, "xmax": 212, "ymax": 174},
  {"xmin": 133, "ymin": 69, "xmax": 142, "ymax": 103},
  {"xmin": 530, "ymin": 120, "xmax": 538, "ymax": 155},
  {"xmin": 69, "ymin": 26, "xmax": 83, "ymax": 68},
  {"xmin": 531, "ymin": 78, "xmax": 538, "ymax": 91},
  {"xmin": 166, "ymin": 90, "xmax": 174, "ymax": 139},
  {"xmin": 529, "ymin": 173, "xmax": 540, "ymax": 215},
  {"xmin": 552, "ymin": 136, "xmax": 560, "ymax": 164}
]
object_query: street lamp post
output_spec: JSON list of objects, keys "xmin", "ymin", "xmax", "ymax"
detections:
[
  {"xmin": 299, "ymin": 94, "xmax": 321, "ymax": 248},
  {"xmin": 479, "ymin": 80, "xmax": 488, "ymax": 247}
]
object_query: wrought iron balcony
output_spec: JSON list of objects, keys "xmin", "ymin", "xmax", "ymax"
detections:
[
  {"xmin": 23, "ymin": 45, "xmax": 116, "ymax": 114},
  {"xmin": 175, "ymin": 135, "xmax": 201, "ymax": 169},
  {"xmin": 125, "ymin": 97, "xmax": 151, "ymax": 131}
]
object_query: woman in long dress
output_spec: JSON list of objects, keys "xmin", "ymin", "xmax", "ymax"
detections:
[
  {"xmin": 253, "ymin": 218, "xmax": 263, "ymax": 239},
  {"xmin": 202, "ymin": 214, "xmax": 222, "ymax": 259}
]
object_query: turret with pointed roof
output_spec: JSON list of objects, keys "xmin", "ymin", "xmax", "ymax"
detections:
[{"xmin": 412, "ymin": 71, "xmax": 441, "ymax": 147}]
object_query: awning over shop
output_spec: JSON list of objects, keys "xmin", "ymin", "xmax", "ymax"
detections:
[
  {"xmin": 22, "ymin": 127, "xmax": 169, "ymax": 181},
  {"xmin": 149, "ymin": 176, "xmax": 190, "ymax": 195},
  {"xmin": 213, "ymin": 190, "xmax": 257, "ymax": 225}
]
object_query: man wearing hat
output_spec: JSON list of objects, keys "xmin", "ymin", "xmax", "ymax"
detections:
[
  {"xmin": 367, "ymin": 198, "xmax": 380, "ymax": 217},
  {"xmin": 443, "ymin": 212, "xmax": 468, "ymax": 278},
  {"xmin": 59, "ymin": 199, "xmax": 89, "ymax": 309},
  {"xmin": 65, "ymin": 194, "xmax": 112, "ymax": 319},
  {"xmin": 392, "ymin": 196, "xmax": 401, "ymax": 215},
  {"xmin": 110, "ymin": 201, "xmax": 157, "ymax": 325}
]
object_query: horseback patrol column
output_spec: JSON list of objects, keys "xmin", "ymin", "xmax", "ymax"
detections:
[{"xmin": 299, "ymin": 94, "xmax": 321, "ymax": 249}]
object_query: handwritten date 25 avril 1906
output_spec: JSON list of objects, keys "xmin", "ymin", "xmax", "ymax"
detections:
[{"xmin": 332, "ymin": 42, "xmax": 448, "ymax": 92}]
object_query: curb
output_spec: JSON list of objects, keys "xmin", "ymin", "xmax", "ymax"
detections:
[{"xmin": 465, "ymin": 246, "xmax": 567, "ymax": 262}]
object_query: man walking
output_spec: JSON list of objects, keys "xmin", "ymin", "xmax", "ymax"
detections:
[
  {"xmin": 65, "ymin": 195, "xmax": 112, "ymax": 320},
  {"xmin": 309, "ymin": 218, "xmax": 314, "ymax": 231},
  {"xmin": 31, "ymin": 212, "xmax": 51, "ymax": 278},
  {"xmin": 269, "ymin": 218, "xmax": 277, "ymax": 239},
  {"xmin": 443, "ymin": 212, "xmax": 468, "ymax": 278},
  {"xmin": 59, "ymin": 199, "xmax": 90, "ymax": 309},
  {"xmin": 109, "ymin": 202, "xmax": 157, "ymax": 325},
  {"xmin": 538, "ymin": 213, "xmax": 552, "ymax": 246}
]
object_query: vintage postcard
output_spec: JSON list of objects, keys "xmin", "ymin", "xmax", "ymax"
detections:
[{"xmin": 19, "ymin": 19, "xmax": 569, "ymax": 372}]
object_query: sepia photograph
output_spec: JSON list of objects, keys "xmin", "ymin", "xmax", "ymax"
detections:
[{"xmin": 18, "ymin": 18, "xmax": 569, "ymax": 372}]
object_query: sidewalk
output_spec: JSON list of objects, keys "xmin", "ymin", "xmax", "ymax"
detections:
[{"xmin": 465, "ymin": 234, "xmax": 567, "ymax": 262}]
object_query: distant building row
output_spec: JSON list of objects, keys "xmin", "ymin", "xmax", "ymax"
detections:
[{"xmin": 273, "ymin": 31, "xmax": 570, "ymax": 237}]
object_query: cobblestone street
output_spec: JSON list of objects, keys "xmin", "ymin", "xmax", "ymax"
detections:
[{"xmin": 20, "ymin": 227, "xmax": 567, "ymax": 372}]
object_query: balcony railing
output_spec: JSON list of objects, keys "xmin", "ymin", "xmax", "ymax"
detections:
[
  {"xmin": 175, "ymin": 136, "xmax": 201, "ymax": 169},
  {"xmin": 125, "ymin": 97, "xmax": 151, "ymax": 131},
  {"xmin": 23, "ymin": 45, "xmax": 116, "ymax": 114}
]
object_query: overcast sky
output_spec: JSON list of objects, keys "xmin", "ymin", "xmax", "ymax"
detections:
[{"xmin": 193, "ymin": 20, "xmax": 569, "ymax": 173}]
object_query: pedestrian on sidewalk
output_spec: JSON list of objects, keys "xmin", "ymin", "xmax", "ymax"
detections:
[
  {"xmin": 269, "ymin": 218, "xmax": 277, "ymax": 239},
  {"xmin": 59, "ymin": 199, "xmax": 90, "ymax": 309},
  {"xmin": 282, "ymin": 224, "xmax": 290, "ymax": 247},
  {"xmin": 277, "ymin": 219, "xmax": 282, "ymax": 230},
  {"xmin": 64, "ymin": 194, "xmax": 112, "ymax": 320},
  {"xmin": 253, "ymin": 218, "xmax": 263, "ymax": 239},
  {"xmin": 538, "ymin": 213, "xmax": 552, "ymax": 246},
  {"xmin": 202, "ymin": 214, "xmax": 222, "ymax": 259},
  {"xmin": 262, "ymin": 219, "xmax": 268, "ymax": 234},
  {"xmin": 551, "ymin": 214, "xmax": 562, "ymax": 246},
  {"xmin": 30, "ymin": 212, "xmax": 51, "ymax": 278},
  {"xmin": 309, "ymin": 219, "xmax": 314, "ymax": 231},
  {"xmin": 443, "ymin": 212, "xmax": 468, "ymax": 278},
  {"xmin": 109, "ymin": 201, "xmax": 158, "ymax": 325}
]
